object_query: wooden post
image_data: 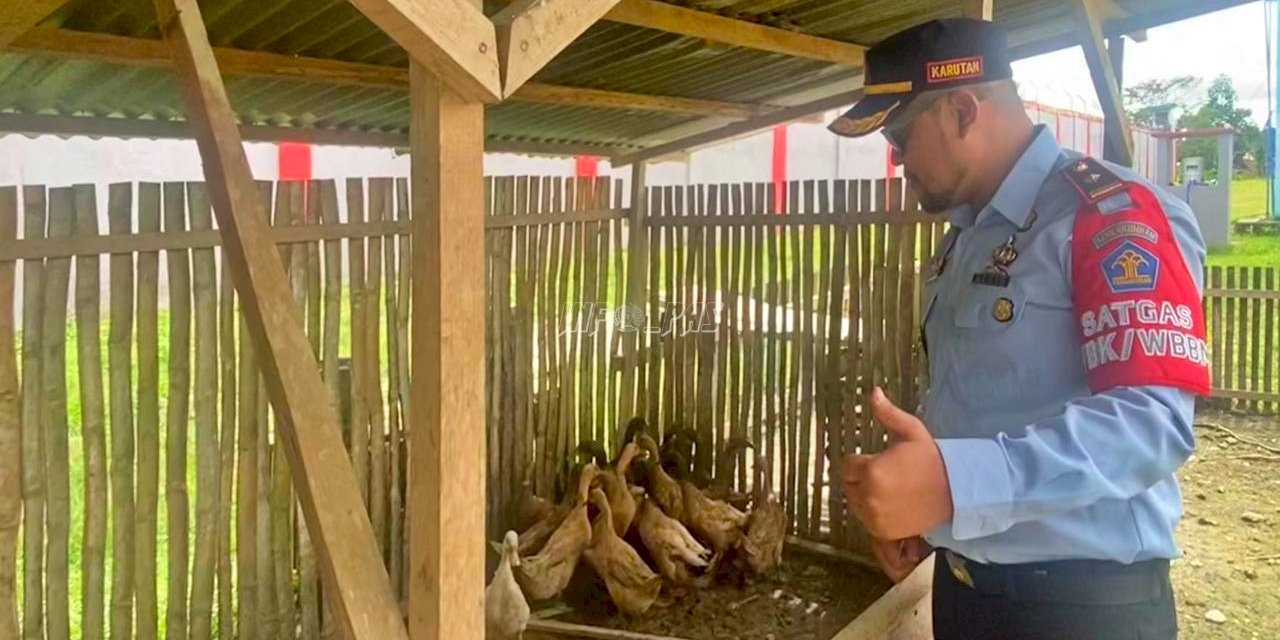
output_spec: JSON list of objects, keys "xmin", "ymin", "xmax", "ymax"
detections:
[
  {"xmin": 1073, "ymin": 0, "xmax": 1134, "ymax": 166},
  {"xmin": 407, "ymin": 54, "xmax": 487, "ymax": 639},
  {"xmin": 149, "ymin": 0, "xmax": 408, "ymax": 638},
  {"xmin": 619, "ymin": 162, "xmax": 648, "ymax": 424},
  {"xmin": 960, "ymin": 0, "xmax": 993, "ymax": 19}
]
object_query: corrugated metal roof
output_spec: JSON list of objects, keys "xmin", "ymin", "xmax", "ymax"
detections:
[{"xmin": 0, "ymin": 0, "xmax": 1251, "ymax": 152}]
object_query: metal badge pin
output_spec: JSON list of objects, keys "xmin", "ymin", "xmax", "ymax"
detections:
[
  {"xmin": 992, "ymin": 297, "xmax": 1015, "ymax": 323},
  {"xmin": 991, "ymin": 234, "xmax": 1018, "ymax": 267}
]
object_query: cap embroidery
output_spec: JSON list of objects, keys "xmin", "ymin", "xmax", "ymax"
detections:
[{"xmin": 926, "ymin": 55, "xmax": 984, "ymax": 83}]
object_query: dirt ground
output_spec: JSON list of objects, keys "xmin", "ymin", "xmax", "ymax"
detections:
[
  {"xmin": 1173, "ymin": 408, "xmax": 1280, "ymax": 639},
  {"xmin": 532, "ymin": 549, "xmax": 890, "ymax": 640}
]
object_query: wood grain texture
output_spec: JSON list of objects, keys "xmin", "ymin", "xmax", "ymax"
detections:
[
  {"xmin": 152, "ymin": 0, "xmax": 408, "ymax": 637},
  {"xmin": 407, "ymin": 58, "xmax": 487, "ymax": 640}
]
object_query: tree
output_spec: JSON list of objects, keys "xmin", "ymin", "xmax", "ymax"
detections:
[
  {"xmin": 1177, "ymin": 75, "xmax": 1264, "ymax": 180},
  {"xmin": 1125, "ymin": 76, "xmax": 1201, "ymax": 128}
]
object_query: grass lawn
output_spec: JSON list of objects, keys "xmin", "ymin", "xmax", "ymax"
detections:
[{"xmin": 1206, "ymin": 178, "xmax": 1280, "ymax": 268}]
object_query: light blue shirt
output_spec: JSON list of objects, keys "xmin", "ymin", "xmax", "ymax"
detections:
[{"xmin": 920, "ymin": 124, "xmax": 1204, "ymax": 565}]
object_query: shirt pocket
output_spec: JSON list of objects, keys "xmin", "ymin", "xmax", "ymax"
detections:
[{"xmin": 946, "ymin": 287, "xmax": 1029, "ymax": 409}]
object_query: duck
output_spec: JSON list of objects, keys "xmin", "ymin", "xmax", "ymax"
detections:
[
  {"xmin": 577, "ymin": 439, "xmax": 643, "ymax": 538},
  {"xmin": 634, "ymin": 433, "xmax": 685, "ymax": 522},
  {"xmin": 515, "ymin": 464, "xmax": 598, "ymax": 601},
  {"xmin": 681, "ymin": 473, "xmax": 749, "ymax": 554},
  {"xmin": 512, "ymin": 479, "xmax": 556, "ymax": 533},
  {"xmin": 704, "ymin": 437, "xmax": 756, "ymax": 512},
  {"xmin": 486, "ymin": 530, "xmax": 530, "ymax": 640},
  {"xmin": 635, "ymin": 495, "xmax": 718, "ymax": 590},
  {"xmin": 582, "ymin": 486, "xmax": 662, "ymax": 617},
  {"xmin": 740, "ymin": 454, "xmax": 786, "ymax": 577}
]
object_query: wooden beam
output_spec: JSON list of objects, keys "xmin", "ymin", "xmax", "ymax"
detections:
[
  {"xmin": 0, "ymin": 0, "xmax": 69, "ymax": 48},
  {"xmin": 7, "ymin": 28, "xmax": 774, "ymax": 118},
  {"xmin": 604, "ymin": 0, "xmax": 865, "ymax": 66},
  {"xmin": 0, "ymin": 113, "xmax": 638, "ymax": 156},
  {"xmin": 406, "ymin": 0, "xmax": 487, "ymax": 629},
  {"xmin": 345, "ymin": 0, "xmax": 500, "ymax": 102},
  {"xmin": 1108, "ymin": 35, "xmax": 1124, "ymax": 91},
  {"xmin": 511, "ymin": 82, "xmax": 773, "ymax": 117},
  {"xmin": 960, "ymin": 0, "xmax": 994, "ymax": 20},
  {"xmin": 612, "ymin": 87, "xmax": 863, "ymax": 166},
  {"xmin": 149, "ymin": 0, "xmax": 409, "ymax": 639},
  {"xmin": 1073, "ymin": 0, "xmax": 1133, "ymax": 166},
  {"xmin": 493, "ymin": 0, "xmax": 621, "ymax": 97},
  {"xmin": 526, "ymin": 619, "xmax": 693, "ymax": 640}
]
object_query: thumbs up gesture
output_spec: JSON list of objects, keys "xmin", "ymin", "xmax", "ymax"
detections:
[{"xmin": 842, "ymin": 387, "xmax": 954, "ymax": 540}]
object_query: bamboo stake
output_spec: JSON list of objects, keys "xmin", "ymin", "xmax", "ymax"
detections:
[
  {"xmin": 42, "ymin": 187, "xmax": 73, "ymax": 640},
  {"xmin": 394, "ymin": 176, "xmax": 411, "ymax": 610},
  {"xmin": 1251, "ymin": 267, "xmax": 1262, "ymax": 410},
  {"xmin": 237, "ymin": 304, "xmax": 260, "ymax": 640},
  {"xmin": 513, "ymin": 177, "xmax": 533, "ymax": 498},
  {"xmin": 725, "ymin": 184, "xmax": 743, "ymax": 487},
  {"xmin": 258, "ymin": 184, "xmax": 287, "ymax": 638},
  {"xmin": 298, "ymin": 183, "xmax": 322, "ymax": 637},
  {"xmin": 825, "ymin": 180, "xmax": 849, "ymax": 542},
  {"xmin": 384, "ymin": 178, "xmax": 406, "ymax": 601},
  {"xmin": 346, "ymin": 179, "xmax": 370, "ymax": 507},
  {"xmin": 316, "ymin": 179, "xmax": 341, "ymax": 639},
  {"xmin": 695, "ymin": 185, "xmax": 716, "ymax": 474},
  {"xmin": 73, "ymin": 184, "xmax": 109, "ymax": 640},
  {"xmin": 594, "ymin": 180, "xmax": 612, "ymax": 449},
  {"xmin": 217, "ymin": 212, "xmax": 237, "ymax": 640},
  {"xmin": 189, "ymin": 183, "xmax": 219, "ymax": 640},
  {"xmin": 164, "ymin": 181, "xmax": 193, "ymax": 640},
  {"xmin": 367, "ymin": 179, "xmax": 388, "ymax": 556},
  {"xmin": 0, "ymin": 188, "xmax": 19, "ymax": 640},
  {"xmin": 270, "ymin": 424, "xmax": 293, "ymax": 639},
  {"xmin": 135, "ymin": 183, "xmax": 162, "ymax": 640},
  {"xmin": 1266, "ymin": 268, "xmax": 1275, "ymax": 413},
  {"xmin": 533, "ymin": 179, "xmax": 554, "ymax": 497},
  {"xmin": 527, "ymin": 177, "xmax": 549, "ymax": 495},
  {"xmin": 106, "ymin": 183, "xmax": 136, "ymax": 640},
  {"xmin": 19, "ymin": 186, "xmax": 46, "ymax": 640}
]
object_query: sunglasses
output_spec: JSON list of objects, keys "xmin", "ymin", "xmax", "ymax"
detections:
[{"xmin": 881, "ymin": 92, "xmax": 946, "ymax": 154}]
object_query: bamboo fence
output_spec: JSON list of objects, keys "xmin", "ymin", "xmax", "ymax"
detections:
[{"xmin": 0, "ymin": 176, "xmax": 1273, "ymax": 637}]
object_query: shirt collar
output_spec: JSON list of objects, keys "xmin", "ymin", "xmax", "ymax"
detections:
[{"xmin": 948, "ymin": 124, "xmax": 1062, "ymax": 230}]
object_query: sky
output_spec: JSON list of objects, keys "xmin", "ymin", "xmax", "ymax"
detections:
[{"xmin": 1011, "ymin": 1, "xmax": 1272, "ymax": 127}]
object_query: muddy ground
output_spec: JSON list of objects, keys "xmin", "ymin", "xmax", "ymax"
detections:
[
  {"xmin": 531, "ymin": 548, "xmax": 890, "ymax": 640},
  {"xmin": 527, "ymin": 408, "xmax": 1277, "ymax": 640}
]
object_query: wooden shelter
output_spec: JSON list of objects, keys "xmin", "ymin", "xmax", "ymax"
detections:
[{"xmin": 0, "ymin": 1, "xmax": 1253, "ymax": 639}]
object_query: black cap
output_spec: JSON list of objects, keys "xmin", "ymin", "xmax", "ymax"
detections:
[{"xmin": 828, "ymin": 18, "xmax": 1014, "ymax": 138}]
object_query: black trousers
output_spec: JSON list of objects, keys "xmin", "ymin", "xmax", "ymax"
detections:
[{"xmin": 932, "ymin": 552, "xmax": 1178, "ymax": 640}]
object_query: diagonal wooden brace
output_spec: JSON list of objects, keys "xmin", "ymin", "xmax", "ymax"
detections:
[
  {"xmin": 150, "ymin": 1, "xmax": 409, "ymax": 639},
  {"xmin": 1073, "ymin": 0, "xmax": 1134, "ymax": 166}
]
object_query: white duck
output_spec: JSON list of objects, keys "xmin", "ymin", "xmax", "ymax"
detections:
[{"xmin": 486, "ymin": 530, "xmax": 531, "ymax": 640}]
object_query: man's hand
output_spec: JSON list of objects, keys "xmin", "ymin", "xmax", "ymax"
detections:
[
  {"xmin": 871, "ymin": 536, "xmax": 933, "ymax": 583},
  {"xmin": 842, "ymin": 387, "xmax": 954, "ymax": 540}
]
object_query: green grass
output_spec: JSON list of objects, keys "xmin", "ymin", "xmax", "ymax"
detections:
[{"xmin": 1207, "ymin": 178, "xmax": 1280, "ymax": 268}]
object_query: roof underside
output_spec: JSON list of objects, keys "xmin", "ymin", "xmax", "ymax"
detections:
[{"xmin": 0, "ymin": 0, "xmax": 1254, "ymax": 154}]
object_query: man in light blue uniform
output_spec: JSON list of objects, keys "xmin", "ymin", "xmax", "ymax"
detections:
[{"xmin": 830, "ymin": 18, "xmax": 1210, "ymax": 640}]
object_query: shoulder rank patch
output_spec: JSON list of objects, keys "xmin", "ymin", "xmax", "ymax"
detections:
[
  {"xmin": 1063, "ymin": 156, "xmax": 1126, "ymax": 203},
  {"xmin": 1096, "ymin": 191, "xmax": 1135, "ymax": 215}
]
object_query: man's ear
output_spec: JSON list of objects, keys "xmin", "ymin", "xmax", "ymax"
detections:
[{"xmin": 948, "ymin": 90, "xmax": 981, "ymax": 139}]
